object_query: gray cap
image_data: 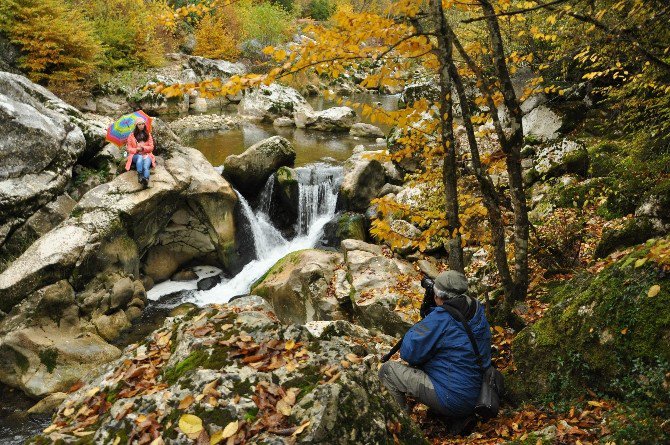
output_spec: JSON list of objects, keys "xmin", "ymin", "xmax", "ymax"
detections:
[{"xmin": 433, "ymin": 270, "xmax": 468, "ymax": 298}]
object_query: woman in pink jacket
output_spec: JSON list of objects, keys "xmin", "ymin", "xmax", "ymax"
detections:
[{"xmin": 125, "ymin": 119, "xmax": 155, "ymax": 186}]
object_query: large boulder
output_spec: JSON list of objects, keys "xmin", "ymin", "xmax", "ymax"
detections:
[
  {"xmin": 31, "ymin": 297, "xmax": 427, "ymax": 444},
  {"xmin": 0, "ymin": 280, "xmax": 122, "ymax": 397},
  {"xmin": 186, "ymin": 55, "xmax": 246, "ymax": 79},
  {"xmin": 525, "ymin": 139, "xmax": 589, "ymax": 183},
  {"xmin": 253, "ymin": 241, "xmax": 423, "ymax": 337},
  {"xmin": 0, "ymin": 72, "xmax": 107, "ymax": 269},
  {"xmin": 295, "ymin": 106, "xmax": 357, "ymax": 132},
  {"xmin": 509, "ymin": 243, "xmax": 670, "ymax": 407},
  {"xmin": 339, "ymin": 152, "xmax": 386, "ymax": 212},
  {"xmin": 238, "ymin": 83, "xmax": 313, "ymax": 122},
  {"xmin": 0, "ymin": 138, "xmax": 238, "ymax": 395},
  {"xmin": 398, "ymin": 81, "xmax": 440, "ymax": 108},
  {"xmin": 223, "ymin": 136, "xmax": 296, "ymax": 196},
  {"xmin": 251, "ymin": 250, "xmax": 350, "ymax": 325}
]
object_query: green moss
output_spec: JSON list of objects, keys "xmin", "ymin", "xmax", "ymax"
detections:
[
  {"xmin": 38, "ymin": 348, "xmax": 58, "ymax": 373},
  {"xmin": 250, "ymin": 250, "xmax": 307, "ymax": 291},
  {"xmin": 231, "ymin": 378, "xmax": 252, "ymax": 395},
  {"xmin": 163, "ymin": 347, "xmax": 233, "ymax": 385},
  {"xmin": 594, "ymin": 218, "xmax": 660, "ymax": 258},
  {"xmin": 193, "ymin": 405, "xmax": 236, "ymax": 427},
  {"xmin": 283, "ymin": 366, "xmax": 321, "ymax": 401},
  {"xmin": 243, "ymin": 407, "xmax": 259, "ymax": 422},
  {"xmin": 13, "ymin": 349, "xmax": 30, "ymax": 373},
  {"xmin": 511, "ymin": 245, "xmax": 670, "ymax": 405}
]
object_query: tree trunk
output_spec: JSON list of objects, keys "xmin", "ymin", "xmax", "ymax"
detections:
[
  {"xmin": 431, "ymin": 0, "xmax": 464, "ymax": 273},
  {"xmin": 479, "ymin": 0, "xmax": 530, "ymax": 318},
  {"xmin": 447, "ymin": 55, "xmax": 515, "ymax": 301}
]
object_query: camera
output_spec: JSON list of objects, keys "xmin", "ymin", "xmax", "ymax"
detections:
[{"xmin": 419, "ymin": 275, "xmax": 436, "ymax": 319}]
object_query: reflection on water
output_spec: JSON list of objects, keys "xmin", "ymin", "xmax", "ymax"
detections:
[
  {"xmin": 187, "ymin": 122, "xmax": 386, "ymax": 167},
  {"xmin": 187, "ymin": 92, "xmax": 399, "ymax": 167}
]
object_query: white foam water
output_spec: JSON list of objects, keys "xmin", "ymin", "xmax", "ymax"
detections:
[{"xmin": 194, "ymin": 163, "xmax": 343, "ymax": 304}]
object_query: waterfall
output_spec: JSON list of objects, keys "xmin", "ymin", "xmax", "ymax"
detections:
[
  {"xmin": 193, "ymin": 163, "xmax": 344, "ymax": 305},
  {"xmin": 295, "ymin": 165, "xmax": 342, "ymax": 236},
  {"xmin": 258, "ymin": 175, "xmax": 274, "ymax": 216},
  {"xmin": 236, "ymin": 190, "xmax": 285, "ymax": 259}
]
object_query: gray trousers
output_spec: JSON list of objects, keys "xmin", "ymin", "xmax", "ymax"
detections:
[{"xmin": 378, "ymin": 361, "xmax": 450, "ymax": 416}]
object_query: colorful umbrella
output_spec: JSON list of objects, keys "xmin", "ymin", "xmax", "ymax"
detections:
[{"xmin": 105, "ymin": 110, "xmax": 153, "ymax": 147}]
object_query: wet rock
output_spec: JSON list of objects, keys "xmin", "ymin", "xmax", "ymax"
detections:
[
  {"xmin": 340, "ymin": 152, "xmax": 386, "ymax": 212},
  {"xmin": 273, "ymin": 117, "xmax": 295, "ymax": 127},
  {"xmin": 295, "ymin": 106, "xmax": 357, "ymax": 132},
  {"xmin": 27, "ymin": 392, "xmax": 68, "ymax": 415},
  {"xmin": 322, "ymin": 212, "xmax": 367, "ymax": 247},
  {"xmin": 197, "ymin": 274, "xmax": 222, "ymax": 291},
  {"xmin": 238, "ymin": 83, "xmax": 313, "ymax": 122},
  {"xmin": 350, "ymin": 122, "xmax": 384, "ymax": 138},
  {"xmin": 172, "ymin": 269, "xmax": 199, "ymax": 282},
  {"xmin": 223, "ymin": 136, "xmax": 296, "ymax": 196},
  {"xmin": 33, "ymin": 302, "xmax": 426, "ymax": 445}
]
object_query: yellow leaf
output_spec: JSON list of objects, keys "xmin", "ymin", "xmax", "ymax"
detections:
[
  {"xmin": 285, "ymin": 339, "xmax": 296, "ymax": 351},
  {"xmin": 634, "ymin": 258, "xmax": 647, "ymax": 268},
  {"xmin": 276, "ymin": 399, "xmax": 292, "ymax": 416},
  {"xmin": 621, "ymin": 328, "xmax": 628, "ymax": 335},
  {"xmin": 648, "ymin": 285, "xmax": 661, "ymax": 298},
  {"xmin": 179, "ymin": 414, "xmax": 203, "ymax": 439},
  {"xmin": 178, "ymin": 395, "xmax": 195, "ymax": 409},
  {"xmin": 292, "ymin": 420, "xmax": 310, "ymax": 437},
  {"xmin": 211, "ymin": 420, "xmax": 239, "ymax": 444}
]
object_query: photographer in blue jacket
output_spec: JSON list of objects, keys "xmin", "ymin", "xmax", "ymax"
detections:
[{"xmin": 378, "ymin": 270, "xmax": 492, "ymax": 423}]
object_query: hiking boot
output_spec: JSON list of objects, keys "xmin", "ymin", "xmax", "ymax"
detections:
[{"xmin": 137, "ymin": 173, "xmax": 142, "ymax": 184}]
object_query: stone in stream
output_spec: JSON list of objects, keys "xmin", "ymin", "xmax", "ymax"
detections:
[
  {"xmin": 339, "ymin": 151, "xmax": 386, "ymax": 212},
  {"xmin": 197, "ymin": 274, "xmax": 222, "ymax": 291},
  {"xmin": 295, "ymin": 106, "xmax": 357, "ymax": 132},
  {"xmin": 32, "ymin": 297, "xmax": 427, "ymax": 444},
  {"xmin": 252, "ymin": 240, "xmax": 423, "ymax": 337},
  {"xmin": 349, "ymin": 122, "xmax": 385, "ymax": 138},
  {"xmin": 238, "ymin": 83, "xmax": 313, "ymax": 122},
  {"xmin": 223, "ymin": 136, "xmax": 296, "ymax": 196}
]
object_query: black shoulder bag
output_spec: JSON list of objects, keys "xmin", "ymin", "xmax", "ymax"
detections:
[{"xmin": 441, "ymin": 304, "xmax": 505, "ymax": 420}]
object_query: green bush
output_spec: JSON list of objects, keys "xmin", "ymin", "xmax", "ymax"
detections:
[
  {"xmin": 238, "ymin": 0, "xmax": 294, "ymax": 47},
  {"xmin": 305, "ymin": 0, "xmax": 336, "ymax": 21}
]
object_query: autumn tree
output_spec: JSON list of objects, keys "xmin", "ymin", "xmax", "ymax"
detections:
[
  {"xmin": 0, "ymin": 0, "xmax": 101, "ymax": 89},
  {"xmin": 157, "ymin": 0, "xmax": 547, "ymax": 324}
]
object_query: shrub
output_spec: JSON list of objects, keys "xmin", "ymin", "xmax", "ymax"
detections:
[
  {"xmin": 304, "ymin": 0, "xmax": 336, "ymax": 21},
  {"xmin": 237, "ymin": 0, "xmax": 294, "ymax": 47},
  {"xmin": 0, "ymin": 0, "xmax": 102, "ymax": 87},
  {"xmin": 193, "ymin": 6, "xmax": 242, "ymax": 60},
  {"xmin": 80, "ymin": 0, "xmax": 170, "ymax": 70}
]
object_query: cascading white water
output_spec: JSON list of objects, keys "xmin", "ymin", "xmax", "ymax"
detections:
[
  {"xmin": 194, "ymin": 163, "xmax": 343, "ymax": 304},
  {"xmin": 295, "ymin": 166, "xmax": 341, "ymax": 235}
]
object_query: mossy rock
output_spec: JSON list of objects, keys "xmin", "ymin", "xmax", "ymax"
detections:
[
  {"xmin": 510, "ymin": 244, "xmax": 670, "ymax": 404},
  {"xmin": 594, "ymin": 217, "xmax": 663, "ymax": 258}
]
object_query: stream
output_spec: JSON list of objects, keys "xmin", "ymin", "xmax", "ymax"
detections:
[{"xmin": 147, "ymin": 91, "xmax": 398, "ymax": 307}]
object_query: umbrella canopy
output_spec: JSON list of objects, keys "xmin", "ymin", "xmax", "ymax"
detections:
[{"xmin": 106, "ymin": 110, "xmax": 153, "ymax": 147}]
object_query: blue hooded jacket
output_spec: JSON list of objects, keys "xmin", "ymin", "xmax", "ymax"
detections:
[{"xmin": 399, "ymin": 303, "xmax": 492, "ymax": 416}]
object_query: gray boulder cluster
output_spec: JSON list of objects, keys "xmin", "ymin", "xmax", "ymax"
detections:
[
  {"xmin": 31, "ymin": 297, "xmax": 427, "ymax": 444},
  {"xmin": 0, "ymin": 71, "xmax": 240, "ymax": 397}
]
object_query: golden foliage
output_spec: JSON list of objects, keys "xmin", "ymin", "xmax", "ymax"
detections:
[
  {"xmin": 194, "ymin": 6, "xmax": 242, "ymax": 60},
  {"xmin": 0, "ymin": 0, "xmax": 102, "ymax": 87}
]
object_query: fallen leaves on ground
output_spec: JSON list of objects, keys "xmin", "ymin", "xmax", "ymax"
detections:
[{"xmin": 417, "ymin": 398, "xmax": 617, "ymax": 445}]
